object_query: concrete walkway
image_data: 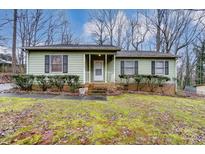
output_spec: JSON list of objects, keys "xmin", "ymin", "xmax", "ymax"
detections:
[{"xmin": 0, "ymin": 93, "xmax": 107, "ymax": 101}]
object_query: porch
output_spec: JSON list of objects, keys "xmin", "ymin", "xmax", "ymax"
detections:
[{"xmin": 84, "ymin": 54, "xmax": 116, "ymax": 83}]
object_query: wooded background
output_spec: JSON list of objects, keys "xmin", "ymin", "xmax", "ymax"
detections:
[{"xmin": 0, "ymin": 9, "xmax": 205, "ymax": 89}]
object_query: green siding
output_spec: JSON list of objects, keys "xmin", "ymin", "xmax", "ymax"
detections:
[
  {"xmin": 28, "ymin": 51, "xmax": 84, "ymax": 82},
  {"xmin": 28, "ymin": 51, "xmax": 176, "ymax": 84},
  {"xmin": 115, "ymin": 58, "xmax": 176, "ymax": 83}
]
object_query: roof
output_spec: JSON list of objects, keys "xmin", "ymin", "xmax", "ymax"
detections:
[
  {"xmin": 23, "ymin": 44, "xmax": 120, "ymax": 52},
  {"xmin": 116, "ymin": 51, "xmax": 178, "ymax": 58},
  {"xmin": 23, "ymin": 44, "xmax": 177, "ymax": 58}
]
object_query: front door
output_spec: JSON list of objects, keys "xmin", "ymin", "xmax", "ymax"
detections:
[{"xmin": 93, "ymin": 60, "xmax": 104, "ymax": 81}]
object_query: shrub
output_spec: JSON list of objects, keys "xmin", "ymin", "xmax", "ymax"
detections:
[
  {"xmin": 35, "ymin": 75, "xmax": 51, "ymax": 91},
  {"xmin": 134, "ymin": 75, "xmax": 144, "ymax": 90},
  {"xmin": 119, "ymin": 75, "xmax": 133, "ymax": 85},
  {"xmin": 49, "ymin": 75, "xmax": 66, "ymax": 92},
  {"xmin": 13, "ymin": 75, "xmax": 35, "ymax": 91},
  {"xmin": 65, "ymin": 75, "xmax": 80, "ymax": 92},
  {"xmin": 119, "ymin": 74, "xmax": 170, "ymax": 92}
]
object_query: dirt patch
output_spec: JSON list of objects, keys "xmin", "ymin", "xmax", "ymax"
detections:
[{"xmin": 40, "ymin": 130, "xmax": 54, "ymax": 145}]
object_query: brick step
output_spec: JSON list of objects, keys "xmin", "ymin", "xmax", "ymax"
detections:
[
  {"xmin": 88, "ymin": 92, "xmax": 107, "ymax": 96},
  {"xmin": 88, "ymin": 89, "xmax": 107, "ymax": 96}
]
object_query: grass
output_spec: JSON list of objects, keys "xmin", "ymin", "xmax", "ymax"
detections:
[{"xmin": 0, "ymin": 94, "xmax": 205, "ymax": 144}]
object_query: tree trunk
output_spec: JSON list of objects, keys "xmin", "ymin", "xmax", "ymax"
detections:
[
  {"xmin": 12, "ymin": 9, "xmax": 17, "ymax": 74},
  {"xmin": 156, "ymin": 9, "xmax": 161, "ymax": 52}
]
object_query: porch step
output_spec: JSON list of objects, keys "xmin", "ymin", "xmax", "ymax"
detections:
[
  {"xmin": 86, "ymin": 83, "xmax": 107, "ymax": 96},
  {"xmin": 88, "ymin": 90, "xmax": 107, "ymax": 96}
]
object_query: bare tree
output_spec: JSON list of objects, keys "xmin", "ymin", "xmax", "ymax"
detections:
[
  {"xmin": 103, "ymin": 10, "xmax": 118, "ymax": 45},
  {"xmin": 88, "ymin": 10, "xmax": 107, "ymax": 45},
  {"xmin": 130, "ymin": 12, "xmax": 149, "ymax": 51},
  {"xmin": 114, "ymin": 11, "xmax": 127, "ymax": 48},
  {"xmin": 159, "ymin": 10, "xmax": 204, "ymax": 54},
  {"xmin": 45, "ymin": 14, "xmax": 59, "ymax": 45},
  {"xmin": 123, "ymin": 28, "xmax": 132, "ymax": 50},
  {"xmin": 57, "ymin": 11, "xmax": 75, "ymax": 45},
  {"xmin": 18, "ymin": 10, "xmax": 46, "ymax": 47},
  {"xmin": 17, "ymin": 10, "xmax": 46, "ymax": 66},
  {"xmin": 12, "ymin": 9, "xmax": 17, "ymax": 74},
  {"xmin": 156, "ymin": 9, "xmax": 165, "ymax": 52}
]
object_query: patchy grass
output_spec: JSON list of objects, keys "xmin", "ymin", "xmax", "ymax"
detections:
[{"xmin": 0, "ymin": 94, "xmax": 205, "ymax": 144}]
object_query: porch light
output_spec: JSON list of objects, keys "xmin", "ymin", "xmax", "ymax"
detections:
[{"xmin": 98, "ymin": 54, "xmax": 101, "ymax": 56}]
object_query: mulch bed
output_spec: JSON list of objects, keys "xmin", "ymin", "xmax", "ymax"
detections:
[
  {"xmin": 3, "ymin": 86, "xmax": 205, "ymax": 100},
  {"xmin": 0, "ymin": 73, "xmax": 12, "ymax": 84},
  {"xmin": 4, "ymin": 88, "xmax": 80, "ymax": 96}
]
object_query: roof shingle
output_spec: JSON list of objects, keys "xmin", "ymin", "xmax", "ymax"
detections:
[
  {"xmin": 23, "ymin": 44, "xmax": 120, "ymax": 51},
  {"xmin": 116, "ymin": 51, "xmax": 177, "ymax": 58}
]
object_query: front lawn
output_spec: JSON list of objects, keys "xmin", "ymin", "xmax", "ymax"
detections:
[{"xmin": 0, "ymin": 94, "xmax": 205, "ymax": 144}]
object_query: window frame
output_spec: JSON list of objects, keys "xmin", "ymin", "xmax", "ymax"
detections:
[
  {"xmin": 123, "ymin": 60, "xmax": 137, "ymax": 75},
  {"xmin": 155, "ymin": 60, "xmax": 166, "ymax": 75},
  {"xmin": 50, "ymin": 55, "xmax": 63, "ymax": 73}
]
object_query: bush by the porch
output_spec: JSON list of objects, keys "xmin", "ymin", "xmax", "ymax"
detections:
[{"xmin": 65, "ymin": 75, "xmax": 80, "ymax": 92}]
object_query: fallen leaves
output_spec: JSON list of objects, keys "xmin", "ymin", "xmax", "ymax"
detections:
[{"xmin": 0, "ymin": 94, "xmax": 205, "ymax": 144}]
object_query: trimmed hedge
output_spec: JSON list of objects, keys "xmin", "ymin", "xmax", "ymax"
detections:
[
  {"xmin": 12, "ymin": 75, "xmax": 80, "ymax": 92},
  {"xmin": 13, "ymin": 75, "xmax": 35, "ymax": 91},
  {"xmin": 65, "ymin": 75, "xmax": 80, "ymax": 92},
  {"xmin": 35, "ymin": 75, "xmax": 51, "ymax": 91},
  {"xmin": 119, "ymin": 74, "xmax": 170, "ymax": 92}
]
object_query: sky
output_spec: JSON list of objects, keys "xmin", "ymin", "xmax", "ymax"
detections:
[{"xmin": 0, "ymin": 9, "xmax": 141, "ymax": 48}]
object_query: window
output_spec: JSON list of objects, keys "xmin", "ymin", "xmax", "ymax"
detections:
[
  {"xmin": 51, "ymin": 55, "xmax": 62, "ymax": 72},
  {"xmin": 121, "ymin": 61, "xmax": 138, "ymax": 75},
  {"xmin": 124, "ymin": 61, "xmax": 135, "ymax": 75},
  {"xmin": 155, "ymin": 61, "xmax": 165, "ymax": 75}
]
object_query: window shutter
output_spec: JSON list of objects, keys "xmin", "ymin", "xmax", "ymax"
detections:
[
  {"xmin": 45, "ymin": 55, "xmax": 50, "ymax": 73},
  {"xmin": 135, "ymin": 61, "xmax": 138, "ymax": 75},
  {"xmin": 121, "ymin": 61, "xmax": 124, "ymax": 75},
  {"xmin": 165, "ymin": 61, "xmax": 169, "ymax": 75},
  {"xmin": 151, "ymin": 61, "xmax": 155, "ymax": 75},
  {"xmin": 63, "ymin": 55, "xmax": 68, "ymax": 73}
]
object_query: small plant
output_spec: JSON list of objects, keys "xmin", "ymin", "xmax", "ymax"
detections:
[
  {"xmin": 35, "ymin": 75, "xmax": 51, "ymax": 91},
  {"xmin": 156, "ymin": 76, "xmax": 170, "ymax": 93},
  {"xmin": 13, "ymin": 75, "xmax": 35, "ymax": 91},
  {"xmin": 134, "ymin": 75, "xmax": 144, "ymax": 91},
  {"xmin": 50, "ymin": 75, "xmax": 66, "ymax": 91},
  {"xmin": 66, "ymin": 75, "xmax": 80, "ymax": 92},
  {"xmin": 119, "ymin": 75, "xmax": 135, "ymax": 91}
]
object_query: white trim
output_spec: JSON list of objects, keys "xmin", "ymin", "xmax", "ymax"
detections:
[
  {"xmin": 113, "ymin": 54, "xmax": 116, "ymax": 83},
  {"xmin": 105, "ymin": 54, "xmax": 107, "ymax": 83},
  {"xmin": 93, "ymin": 60, "xmax": 104, "ymax": 81},
  {"xmin": 26, "ymin": 51, "xmax": 29, "ymax": 74},
  {"xmin": 83, "ymin": 54, "xmax": 85, "ymax": 84},
  {"xmin": 89, "ymin": 54, "xmax": 91, "ymax": 83}
]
